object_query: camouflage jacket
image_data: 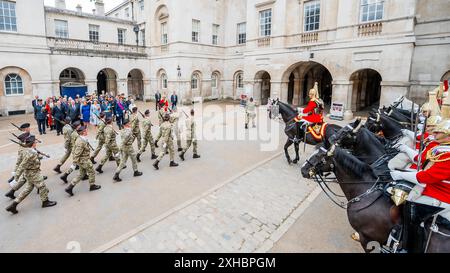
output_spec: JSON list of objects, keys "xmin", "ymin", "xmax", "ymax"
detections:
[
  {"xmin": 72, "ymin": 137, "xmax": 91, "ymax": 164},
  {"xmin": 96, "ymin": 121, "xmax": 106, "ymax": 141},
  {"xmin": 70, "ymin": 130, "xmax": 79, "ymax": 147},
  {"xmin": 15, "ymin": 148, "xmax": 41, "ymax": 180},
  {"xmin": 120, "ymin": 128, "xmax": 135, "ymax": 148},
  {"xmin": 14, "ymin": 146, "xmax": 27, "ymax": 173},
  {"xmin": 63, "ymin": 124, "xmax": 73, "ymax": 146},
  {"xmin": 131, "ymin": 113, "xmax": 140, "ymax": 133},
  {"xmin": 185, "ymin": 116, "xmax": 196, "ymax": 138},
  {"xmin": 159, "ymin": 121, "xmax": 173, "ymax": 144},
  {"xmin": 141, "ymin": 118, "xmax": 153, "ymax": 137},
  {"xmin": 104, "ymin": 125, "xmax": 117, "ymax": 146}
]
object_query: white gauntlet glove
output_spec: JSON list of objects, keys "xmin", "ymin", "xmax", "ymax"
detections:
[
  {"xmin": 390, "ymin": 170, "xmax": 419, "ymax": 184},
  {"xmin": 401, "ymin": 129, "xmax": 415, "ymax": 142},
  {"xmin": 393, "ymin": 143, "xmax": 418, "ymax": 162}
]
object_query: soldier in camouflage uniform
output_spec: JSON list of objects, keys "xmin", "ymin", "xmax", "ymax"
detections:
[
  {"xmin": 5, "ymin": 132, "xmax": 31, "ymax": 199},
  {"xmin": 136, "ymin": 110, "xmax": 157, "ymax": 162},
  {"xmin": 170, "ymin": 108, "xmax": 183, "ymax": 152},
  {"xmin": 65, "ymin": 126, "xmax": 101, "ymax": 196},
  {"xmin": 60, "ymin": 121, "xmax": 82, "ymax": 183},
  {"xmin": 96, "ymin": 117, "xmax": 121, "ymax": 174},
  {"xmin": 90, "ymin": 112, "xmax": 106, "ymax": 164},
  {"xmin": 130, "ymin": 107, "xmax": 142, "ymax": 150},
  {"xmin": 6, "ymin": 123, "xmax": 32, "ymax": 185},
  {"xmin": 180, "ymin": 109, "xmax": 200, "ymax": 161},
  {"xmin": 113, "ymin": 119, "xmax": 143, "ymax": 182},
  {"xmin": 53, "ymin": 117, "xmax": 73, "ymax": 173},
  {"xmin": 153, "ymin": 113, "xmax": 179, "ymax": 170},
  {"xmin": 6, "ymin": 135, "xmax": 57, "ymax": 214},
  {"xmin": 245, "ymin": 97, "xmax": 257, "ymax": 129},
  {"xmin": 155, "ymin": 101, "xmax": 169, "ymax": 147}
]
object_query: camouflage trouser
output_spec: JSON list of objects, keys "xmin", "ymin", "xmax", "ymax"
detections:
[
  {"xmin": 157, "ymin": 138, "xmax": 175, "ymax": 162},
  {"xmin": 133, "ymin": 130, "xmax": 142, "ymax": 150},
  {"xmin": 71, "ymin": 161, "xmax": 95, "ymax": 186},
  {"xmin": 139, "ymin": 133, "xmax": 156, "ymax": 155},
  {"xmin": 11, "ymin": 176, "xmax": 27, "ymax": 191},
  {"xmin": 115, "ymin": 145, "xmax": 138, "ymax": 173},
  {"xmin": 246, "ymin": 112, "xmax": 256, "ymax": 127},
  {"xmin": 100, "ymin": 143, "xmax": 121, "ymax": 166},
  {"xmin": 183, "ymin": 137, "xmax": 198, "ymax": 155},
  {"xmin": 91, "ymin": 138, "xmax": 105, "ymax": 159},
  {"xmin": 58, "ymin": 144, "xmax": 72, "ymax": 165},
  {"xmin": 15, "ymin": 170, "xmax": 49, "ymax": 203},
  {"xmin": 173, "ymin": 127, "xmax": 182, "ymax": 149}
]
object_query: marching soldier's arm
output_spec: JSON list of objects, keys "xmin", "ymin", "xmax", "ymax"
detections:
[
  {"xmin": 122, "ymin": 130, "xmax": 135, "ymax": 145},
  {"xmin": 14, "ymin": 150, "xmax": 32, "ymax": 181},
  {"xmin": 72, "ymin": 140, "xmax": 88, "ymax": 162},
  {"xmin": 104, "ymin": 127, "xmax": 113, "ymax": 144},
  {"xmin": 14, "ymin": 148, "xmax": 25, "ymax": 172}
]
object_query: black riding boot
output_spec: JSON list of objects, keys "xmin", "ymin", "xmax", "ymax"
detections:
[{"xmin": 6, "ymin": 201, "xmax": 18, "ymax": 214}]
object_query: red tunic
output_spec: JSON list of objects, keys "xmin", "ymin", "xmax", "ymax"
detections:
[
  {"xmin": 416, "ymin": 152, "xmax": 450, "ymax": 204},
  {"xmin": 410, "ymin": 140, "xmax": 439, "ymax": 170},
  {"xmin": 415, "ymin": 132, "xmax": 430, "ymax": 150},
  {"xmin": 159, "ymin": 99, "xmax": 169, "ymax": 111},
  {"xmin": 296, "ymin": 100, "xmax": 323, "ymax": 123},
  {"xmin": 45, "ymin": 104, "xmax": 53, "ymax": 125}
]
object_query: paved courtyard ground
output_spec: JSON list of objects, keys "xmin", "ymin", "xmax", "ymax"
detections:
[{"xmin": 0, "ymin": 100, "xmax": 361, "ymax": 253}]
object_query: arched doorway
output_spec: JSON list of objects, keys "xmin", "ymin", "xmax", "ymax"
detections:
[
  {"xmin": 255, "ymin": 71, "xmax": 271, "ymax": 105},
  {"xmin": 59, "ymin": 68, "xmax": 85, "ymax": 95},
  {"xmin": 0, "ymin": 66, "xmax": 33, "ymax": 116},
  {"xmin": 441, "ymin": 70, "xmax": 450, "ymax": 82},
  {"xmin": 128, "ymin": 69, "xmax": 144, "ymax": 101},
  {"xmin": 282, "ymin": 61, "xmax": 333, "ymax": 107},
  {"xmin": 191, "ymin": 71, "xmax": 202, "ymax": 98},
  {"xmin": 97, "ymin": 68, "xmax": 117, "ymax": 96},
  {"xmin": 350, "ymin": 69, "xmax": 382, "ymax": 111},
  {"xmin": 233, "ymin": 70, "xmax": 244, "ymax": 100}
]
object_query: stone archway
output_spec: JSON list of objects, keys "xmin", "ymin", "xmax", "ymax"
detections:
[
  {"xmin": 128, "ymin": 69, "xmax": 144, "ymax": 101},
  {"xmin": 97, "ymin": 68, "xmax": 117, "ymax": 96},
  {"xmin": 0, "ymin": 66, "xmax": 33, "ymax": 116},
  {"xmin": 441, "ymin": 70, "xmax": 450, "ymax": 82},
  {"xmin": 282, "ymin": 61, "xmax": 333, "ymax": 107},
  {"xmin": 211, "ymin": 71, "xmax": 221, "ymax": 99},
  {"xmin": 59, "ymin": 67, "xmax": 85, "ymax": 95},
  {"xmin": 233, "ymin": 70, "xmax": 244, "ymax": 99},
  {"xmin": 350, "ymin": 69, "xmax": 382, "ymax": 111},
  {"xmin": 254, "ymin": 71, "xmax": 271, "ymax": 105}
]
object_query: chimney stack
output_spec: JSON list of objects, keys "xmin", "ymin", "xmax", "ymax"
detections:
[
  {"xmin": 55, "ymin": 0, "xmax": 66, "ymax": 9},
  {"xmin": 76, "ymin": 4, "xmax": 82, "ymax": 14},
  {"xmin": 95, "ymin": 0, "xmax": 105, "ymax": 16}
]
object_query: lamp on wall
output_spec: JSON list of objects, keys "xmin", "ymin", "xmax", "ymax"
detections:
[
  {"xmin": 177, "ymin": 65, "xmax": 182, "ymax": 104},
  {"xmin": 133, "ymin": 25, "xmax": 140, "ymax": 50}
]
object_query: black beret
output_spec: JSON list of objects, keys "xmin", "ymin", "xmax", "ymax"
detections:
[
  {"xmin": 123, "ymin": 119, "xmax": 130, "ymax": 125},
  {"xmin": 77, "ymin": 126, "xmax": 87, "ymax": 133},
  {"xmin": 145, "ymin": 110, "xmax": 150, "ymax": 115},
  {"xmin": 20, "ymin": 123, "xmax": 30, "ymax": 129}
]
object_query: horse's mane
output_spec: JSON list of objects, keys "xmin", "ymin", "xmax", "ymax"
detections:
[
  {"xmin": 333, "ymin": 147, "xmax": 375, "ymax": 179},
  {"xmin": 278, "ymin": 101, "xmax": 298, "ymax": 113},
  {"xmin": 356, "ymin": 128, "xmax": 385, "ymax": 151}
]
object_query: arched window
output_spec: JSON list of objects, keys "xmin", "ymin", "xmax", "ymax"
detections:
[
  {"xmin": 237, "ymin": 72, "xmax": 244, "ymax": 88},
  {"xmin": 4, "ymin": 74, "xmax": 23, "ymax": 95},
  {"xmin": 191, "ymin": 73, "xmax": 199, "ymax": 89},
  {"xmin": 211, "ymin": 73, "xmax": 218, "ymax": 88},
  {"xmin": 161, "ymin": 73, "xmax": 168, "ymax": 89}
]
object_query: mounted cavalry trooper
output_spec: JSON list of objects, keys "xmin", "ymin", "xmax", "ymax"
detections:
[
  {"xmin": 65, "ymin": 126, "xmax": 101, "ymax": 196},
  {"xmin": 245, "ymin": 97, "xmax": 257, "ymax": 129},
  {"xmin": 6, "ymin": 135, "xmax": 57, "ymax": 214},
  {"xmin": 136, "ymin": 110, "xmax": 157, "ymax": 162},
  {"xmin": 54, "ymin": 117, "xmax": 73, "ymax": 174},
  {"xmin": 113, "ymin": 118, "xmax": 143, "ymax": 182},
  {"xmin": 293, "ymin": 84, "xmax": 325, "ymax": 141}
]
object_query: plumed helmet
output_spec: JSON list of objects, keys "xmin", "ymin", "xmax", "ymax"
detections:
[
  {"xmin": 421, "ymin": 102, "xmax": 431, "ymax": 113},
  {"xmin": 432, "ymin": 119, "xmax": 450, "ymax": 135}
]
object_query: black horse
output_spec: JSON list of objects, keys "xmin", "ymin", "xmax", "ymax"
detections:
[
  {"xmin": 301, "ymin": 144, "xmax": 450, "ymax": 253},
  {"xmin": 268, "ymin": 99, "xmax": 341, "ymax": 164},
  {"xmin": 366, "ymin": 112, "xmax": 405, "ymax": 141}
]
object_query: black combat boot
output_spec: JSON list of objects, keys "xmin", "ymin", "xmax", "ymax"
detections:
[
  {"xmin": 90, "ymin": 184, "xmax": 101, "ymax": 191},
  {"xmin": 6, "ymin": 201, "xmax": 19, "ymax": 214},
  {"xmin": 109, "ymin": 156, "xmax": 115, "ymax": 161},
  {"xmin": 5, "ymin": 189, "xmax": 15, "ymax": 200},
  {"xmin": 113, "ymin": 173, "xmax": 122, "ymax": 182},
  {"xmin": 60, "ymin": 173, "xmax": 69, "ymax": 184},
  {"xmin": 170, "ymin": 161, "xmax": 179, "ymax": 167},
  {"xmin": 245, "ymin": 124, "xmax": 248, "ymax": 129},
  {"xmin": 153, "ymin": 160, "xmax": 160, "ymax": 170},
  {"xmin": 179, "ymin": 152, "xmax": 185, "ymax": 161},
  {"xmin": 151, "ymin": 153, "xmax": 158, "ymax": 160},
  {"xmin": 81, "ymin": 174, "xmax": 89, "ymax": 181},
  {"xmin": 178, "ymin": 147, "xmax": 183, "ymax": 152},
  {"xmin": 75, "ymin": 165, "xmax": 80, "ymax": 170},
  {"xmin": 154, "ymin": 141, "xmax": 159, "ymax": 148},
  {"xmin": 193, "ymin": 154, "xmax": 201, "ymax": 159},
  {"xmin": 133, "ymin": 171, "xmax": 143, "ymax": 177},
  {"xmin": 43, "ymin": 176, "xmax": 48, "ymax": 180},
  {"xmin": 65, "ymin": 184, "xmax": 74, "ymax": 196},
  {"xmin": 90, "ymin": 157, "xmax": 97, "ymax": 164},
  {"xmin": 136, "ymin": 153, "xmax": 142, "ymax": 162},
  {"xmin": 53, "ymin": 164, "xmax": 62, "ymax": 174},
  {"xmin": 95, "ymin": 164, "xmax": 104, "ymax": 174},
  {"xmin": 42, "ymin": 200, "xmax": 57, "ymax": 208}
]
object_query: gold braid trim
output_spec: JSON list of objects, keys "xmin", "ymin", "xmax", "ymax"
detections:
[{"xmin": 426, "ymin": 142, "xmax": 450, "ymax": 163}]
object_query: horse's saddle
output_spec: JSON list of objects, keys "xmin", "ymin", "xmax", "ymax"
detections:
[{"xmin": 306, "ymin": 123, "xmax": 328, "ymax": 142}]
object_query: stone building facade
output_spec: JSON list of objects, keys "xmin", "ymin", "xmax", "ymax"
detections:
[{"xmin": 0, "ymin": 0, "xmax": 449, "ymax": 118}]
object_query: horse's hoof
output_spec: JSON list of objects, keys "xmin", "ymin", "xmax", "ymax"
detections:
[{"xmin": 351, "ymin": 232, "xmax": 360, "ymax": 242}]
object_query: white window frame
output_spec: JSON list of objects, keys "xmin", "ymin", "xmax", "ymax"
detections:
[
  {"xmin": 237, "ymin": 22, "xmax": 246, "ymax": 44},
  {"xmin": 360, "ymin": 0, "xmax": 384, "ymax": 23},
  {"xmin": 259, "ymin": 9, "xmax": 272, "ymax": 37},
  {"xmin": 211, "ymin": 73, "xmax": 218, "ymax": 88},
  {"xmin": 192, "ymin": 19, "xmax": 200, "ymax": 43},
  {"xmin": 140, "ymin": 29, "xmax": 145, "ymax": 46},
  {"xmin": 191, "ymin": 74, "xmax": 199, "ymax": 89},
  {"xmin": 139, "ymin": 0, "xmax": 144, "ymax": 11},
  {"xmin": 89, "ymin": 24, "xmax": 100, "ymax": 43},
  {"xmin": 118, "ymin": 28, "xmax": 126, "ymax": 45},
  {"xmin": 125, "ymin": 7, "xmax": 130, "ymax": 18},
  {"xmin": 212, "ymin": 24, "xmax": 219, "ymax": 45},
  {"xmin": 161, "ymin": 73, "xmax": 168, "ymax": 89},
  {"xmin": 161, "ymin": 22, "xmax": 168, "ymax": 45},
  {"xmin": 4, "ymin": 73, "xmax": 24, "ymax": 96},
  {"xmin": 55, "ymin": 19, "xmax": 68, "ymax": 38},
  {"xmin": 304, "ymin": 1, "xmax": 320, "ymax": 32},
  {"xmin": 237, "ymin": 73, "xmax": 244, "ymax": 89},
  {"xmin": 0, "ymin": 0, "xmax": 17, "ymax": 32}
]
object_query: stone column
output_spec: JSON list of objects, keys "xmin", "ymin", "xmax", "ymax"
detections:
[
  {"xmin": 117, "ymin": 79, "xmax": 128, "ymax": 96},
  {"xmin": 143, "ymin": 79, "xmax": 151, "ymax": 101},
  {"xmin": 332, "ymin": 80, "xmax": 353, "ymax": 120},
  {"xmin": 380, "ymin": 81, "xmax": 410, "ymax": 107},
  {"xmin": 292, "ymin": 78, "xmax": 301, "ymax": 106},
  {"xmin": 253, "ymin": 80, "xmax": 262, "ymax": 104},
  {"xmin": 85, "ymin": 79, "xmax": 97, "ymax": 95},
  {"xmin": 273, "ymin": 81, "xmax": 289, "ymax": 103}
]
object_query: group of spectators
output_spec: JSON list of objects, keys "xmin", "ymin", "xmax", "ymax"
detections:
[{"xmin": 31, "ymin": 92, "xmax": 138, "ymax": 135}]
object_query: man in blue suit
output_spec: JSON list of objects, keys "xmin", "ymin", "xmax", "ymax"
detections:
[
  {"xmin": 34, "ymin": 99, "xmax": 47, "ymax": 135},
  {"xmin": 170, "ymin": 91, "xmax": 178, "ymax": 110},
  {"xmin": 115, "ymin": 97, "xmax": 126, "ymax": 129}
]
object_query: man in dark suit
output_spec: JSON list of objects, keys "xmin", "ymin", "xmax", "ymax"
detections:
[
  {"xmin": 67, "ymin": 99, "xmax": 80, "ymax": 122},
  {"xmin": 170, "ymin": 91, "xmax": 178, "ymax": 110},
  {"xmin": 155, "ymin": 90, "xmax": 161, "ymax": 111},
  {"xmin": 52, "ymin": 100, "xmax": 66, "ymax": 136},
  {"xmin": 115, "ymin": 97, "xmax": 126, "ymax": 129},
  {"xmin": 32, "ymin": 95, "xmax": 39, "ymax": 120},
  {"xmin": 34, "ymin": 99, "xmax": 47, "ymax": 135}
]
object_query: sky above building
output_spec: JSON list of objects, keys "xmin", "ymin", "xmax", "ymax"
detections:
[{"xmin": 44, "ymin": 0, "xmax": 125, "ymax": 13}]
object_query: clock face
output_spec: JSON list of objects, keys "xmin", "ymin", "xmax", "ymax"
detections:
[{"xmin": 133, "ymin": 26, "xmax": 139, "ymax": 32}]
